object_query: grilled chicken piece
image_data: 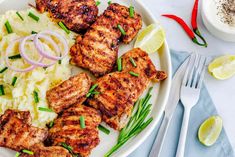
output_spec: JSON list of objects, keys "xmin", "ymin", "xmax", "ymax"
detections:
[
  {"xmin": 20, "ymin": 144, "xmax": 72, "ymax": 157},
  {"xmin": 47, "ymin": 104, "xmax": 101, "ymax": 157},
  {"xmin": 70, "ymin": 3, "xmax": 142, "ymax": 77},
  {"xmin": 0, "ymin": 109, "xmax": 48, "ymax": 151},
  {"xmin": 87, "ymin": 48, "xmax": 167, "ymax": 130},
  {"xmin": 46, "ymin": 73, "xmax": 91, "ymax": 113},
  {"xmin": 36, "ymin": 0, "xmax": 98, "ymax": 32}
]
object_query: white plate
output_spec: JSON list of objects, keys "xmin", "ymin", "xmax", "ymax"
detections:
[{"xmin": 0, "ymin": 0, "xmax": 172, "ymax": 156}]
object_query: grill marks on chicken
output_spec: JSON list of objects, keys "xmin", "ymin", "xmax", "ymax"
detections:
[
  {"xmin": 20, "ymin": 144, "xmax": 72, "ymax": 157},
  {"xmin": 46, "ymin": 73, "xmax": 91, "ymax": 113},
  {"xmin": 87, "ymin": 48, "xmax": 167, "ymax": 130},
  {"xmin": 0, "ymin": 109, "xmax": 48, "ymax": 151},
  {"xmin": 70, "ymin": 3, "xmax": 142, "ymax": 77},
  {"xmin": 36, "ymin": 0, "xmax": 98, "ymax": 32},
  {"xmin": 48, "ymin": 104, "xmax": 101, "ymax": 157}
]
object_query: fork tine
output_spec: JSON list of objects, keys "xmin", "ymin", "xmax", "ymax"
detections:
[
  {"xmin": 192, "ymin": 55, "xmax": 206, "ymax": 88},
  {"xmin": 182, "ymin": 53, "xmax": 196, "ymax": 86},
  {"xmin": 197, "ymin": 57, "xmax": 208, "ymax": 88},
  {"xmin": 186, "ymin": 54, "xmax": 199, "ymax": 87}
]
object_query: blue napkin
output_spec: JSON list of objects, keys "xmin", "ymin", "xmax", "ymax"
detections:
[{"xmin": 128, "ymin": 50, "xmax": 234, "ymax": 157}]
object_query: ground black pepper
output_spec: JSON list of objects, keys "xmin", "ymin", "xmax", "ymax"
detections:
[{"xmin": 217, "ymin": 0, "xmax": 235, "ymax": 26}]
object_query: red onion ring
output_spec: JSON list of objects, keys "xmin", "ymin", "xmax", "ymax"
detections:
[
  {"xmin": 34, "ymin": 30, "xmax": 69, "ymax": 60},
  {"xmin": 20, "ymin": 34, "xmax": 57, "ymax": 67},
  {"xmin": 5, "ymin": 38, "xmax": 36, "ymax": 72}
]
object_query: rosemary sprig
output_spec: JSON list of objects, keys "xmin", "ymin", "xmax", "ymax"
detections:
[{"xmin": 105, "ymin": 87, "xmax": 154, "ymax": 157}]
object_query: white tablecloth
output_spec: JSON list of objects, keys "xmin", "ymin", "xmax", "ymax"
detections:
[{"xmin": 142, "ymin": 0, "xmax": 235, "ymax": 150}]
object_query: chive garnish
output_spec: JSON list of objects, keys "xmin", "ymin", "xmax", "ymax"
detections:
[
  {"xmin": 0, "ymin": 67, "xmax": 8, "ymax": 73},
  {"xmin": 129, "ymin": 6, "xmax": 135, "ymax": 18},
  {"xmin": 28, "ymin": 12, "xmax": 40, "ymax": 22},
  {"xmin": 38, "ymin": 107, "xmax": 53, "ymax": 112},
  {"xmin": 15, "ymin": 152, "xmax": 21, "ymax": 157},
  {"xmin": 58, "ymin": 21, "xmax": 70, "ymax": 34},
  {"xmin": 0, "ymin": 85, "xmax": 5, "ymax": 96},
  {"xmin": 16, "ymin": 11, "xmax": 24, "ymax": 21},
  {"xmin": 129, "ymin": 71, "xmax": 139, "ymax": 77},
  {"xmin": 117, "ymin": 57, "xmax": 122, "ymax": 72},
  {"xmin": 58, "ymin": 60, "xmax": 62, "ymax": 64},
  {"xmin": 86, "ymin": 92, "xmax": 92, "ymax": 98},
  {"xmin": 48, "ymin": 121, "xmax": 54, "ymax": 128},
  {"xmin": 80, "ymin": 116, "xmax": 86, "ymax": 129},
  {"xmin": 129, "ymin": 57, "xmax": 137, "ymax": 67},
  {"xmin": 91, "ymin": 91, "xmax": 100, "ymax": 95},
  {"xmin": 89, "ymin": 84, "xmax": 98, "ymax": 93},
  {"xmin": 33, "ymin": 90, "xmax": 39, "ymax": 103},
  {"xmin": 22, "ymin": 149, "xmax": 34, "ymax": 155},
  {"xmin": 5, "ymin": 21, "xmax": 13, "ymax": 34},
  {"xmin": 96, "ymin": 1, "xmax": 101, "ymax": 6},
  {"xmin": 8, "ymin": 54, "xmax": 21, "ymax": 59},
  {"xmin": 117, "ymin": 24, "xmax": 126, "ymax": 35},
  {"xmin": 31, "ymin": 31, "xmax": 37, "ymax": 34},
  {"xmin": 11, "ymin": 77, "xmax": 18, "ymax": 86},
  {"xmin": 108, "ymin": 0, "xmax": 112, "ymax": 5},
  {"xmin": 98, "ymin": 125, "xmax": 110, "ymax": 135},
  {"xmin": 60, "ymin": 142, "xmax": 78, "ymax": 156},
  {"xmin": 105, "ymin": 87, "xmax": 154, "ymax": 156}
]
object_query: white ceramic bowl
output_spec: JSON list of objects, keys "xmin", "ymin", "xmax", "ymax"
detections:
[
  {"xmin": 202, "ymin": 0, "xmax": 235, "ymax": 42},
  {"xmin": 0, "ymin": 0, "xmax": 172, "ymax": 156}
]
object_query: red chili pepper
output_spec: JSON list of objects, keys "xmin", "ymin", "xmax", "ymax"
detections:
[
  {"xmin": 191, "ymin": 0, "xmax": 207, "ymax": 47},
  {"xmin": 162, "ymin": 14, "xmax": 206, "ymax": 47}
]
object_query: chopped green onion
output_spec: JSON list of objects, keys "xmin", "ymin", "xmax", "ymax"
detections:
[
  {"xmin": 89, "ymin": 84, "xmax": 98, "ymax": 93},
  {"xmin": 98, "ymin": 125, "xmax": 110, "ymax": 135},
  {"xmin": 38, "ymin": 107, "xmax": 53, "ymax": 112},
  {"xmin": 117, "ymin": 57, "xmax": 122, "ymax": 72},
  {"xmin": 80, "ymin": 116, "xmax": 86, "ymax": 129},
  {"xmin": 129, "ymin": 71, "xmax": 139, "ymax": 77},
  {"xmin": 117, "ymin": 24, "xmax": 126, "ymax": 35},
  {"xmin": 33, "ymin": 90, "xmax": 39, "ymax": 103},
  {"xmin": 58, "ymin": 60, "xmax": 62, "ymax": 64},
  {"xmin": 15, "ymin": 152, "xmax": 21, "ymax": 157},
  {"xmin": 129, "ymin": 6, "xmax": 134, "ymax": 18},
  {"xmin": 58, "ymin": 21, "xmax": 70, "ymax": 34},
  {"xmin": 31, "ymin": 31, "xmax": 38, "ymax": 34},
  {"xmin": 8, "ymin": 54, "xmax": 21, "ymax": 59},
  {"xmin": 0, "ymin": 67, "xmax": 8, "ymax": 73},
  {"xmin": 16, "ymin": 11, "xmax": 24, "ymax": 21},
  {"xmin": 86, "ymin": 92, "xmax": 92, "ymax": 98},
  {"xmin": 11, "ymin": 76, "xmax": 18, "ymax": 86},
  {"xmin": 61, "ymin": 142, "xmax": 73, "ymax": 152},
  {"xmin": 108, "ymin": 0, "xmax": 112, "ymax": 5},
  {"xmin": 91, "ymin": 91, "xmax": 100, "ymax": 95},
  {"xmin": 96, "ymin": 1, "xmax": 101, "ymax": 6},
  {"xmin": 0, "ymin": 85, "xmax": 5, "ymax": 96},
  {"xmin": 48, "ymin": 121, "xmax": 54, "ymax": 128},
  {"xmin": 22, "ymin": 149, "xmax": 34, "ymax": 155},
  {"xmin": 28, "ymin": 12, "xmax": 40, "ymax": 22},
  {"xmin": 129, "ymin": 57, "xmax": 137, "ymax": 67},
  {"xmin": 5, "ymin": 21, "xmax": 13, "ymax": 34}
]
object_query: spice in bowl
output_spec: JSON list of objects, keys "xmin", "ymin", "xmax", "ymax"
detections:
[{"xmin": 217, "ymin": 0, "xmax": 235, "ymax": 26}]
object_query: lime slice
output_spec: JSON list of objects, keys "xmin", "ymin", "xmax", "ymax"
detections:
[
  {"xmin": 134, "ymin": 23, "xmax": 165, "ymax": 53},
  {"xmin": 198, "ymin": 116, "xmax": 223, "ymax": 146},
  {"xmin": 208, "ymin": 55, "xmax": 235, "ymax": 80}
]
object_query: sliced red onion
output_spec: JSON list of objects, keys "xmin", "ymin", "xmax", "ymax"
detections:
[
  {"xmin": 5, "ymin": 38, "xmax": 36, "ymax": 72},
  {"xmin": 20, "ymin": 34, "xmax": 56, "ymax": 67},
  {"xmin": 34, "ymin": 30, "xmax": 69, "ymax": 60}
]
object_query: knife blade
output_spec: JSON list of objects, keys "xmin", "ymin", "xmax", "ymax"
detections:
[{"xmin": 149, "ymin": 54, "xmax": 193, "ymax": 157}]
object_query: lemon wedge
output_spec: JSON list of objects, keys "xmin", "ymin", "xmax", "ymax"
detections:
[
  {"xmin": 208, "ymin": 55, "xmax": 235, "ymax": 80},
  {"xmin": 134, "ymin": 23, "xmax": 165, "ymax": 53},
  {"xmin": 198, "ymin": 116, "xmax": 223, "ymax": 146}
]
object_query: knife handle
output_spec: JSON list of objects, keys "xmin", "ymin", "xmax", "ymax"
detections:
[{"xmin": 149, "ymin": 114, "xmax": 171, "ymax": 157}]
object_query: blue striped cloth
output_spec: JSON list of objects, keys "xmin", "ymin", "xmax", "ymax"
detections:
[{"xmin": 129, "ymin": 50, "xmax": 234, "ymax": 157}]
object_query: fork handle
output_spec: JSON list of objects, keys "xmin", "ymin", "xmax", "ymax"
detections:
[{"xmin": 176, "ymin": 106, "xmax": 191, "ymax": 157}]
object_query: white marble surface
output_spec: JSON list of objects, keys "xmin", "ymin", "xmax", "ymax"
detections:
[{"xmin": 140, "ymin": 0, "xmax": 235, "ymax": 150}]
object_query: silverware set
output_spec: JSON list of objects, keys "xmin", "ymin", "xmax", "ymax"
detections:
[{"xmin": 149, "ymin": 53, "xmax": 208, "ymax": 157}]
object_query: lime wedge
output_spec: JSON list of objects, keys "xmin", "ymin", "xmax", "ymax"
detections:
[
  {"xmin": 208, "ymin": 55, "xmax": 235, "ymax": 80},
  {"xmin": 198, "ymin": 116, "xmax": 223, "ymax": 146},
  {"xmin": 134, "ymin": 23, "xmax": 165, "ymax": 53}
]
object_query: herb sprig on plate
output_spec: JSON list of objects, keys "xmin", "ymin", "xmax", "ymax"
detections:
[{"xmin": 105, "ymin": 87, "xmax": 154, "ymax": 157}]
